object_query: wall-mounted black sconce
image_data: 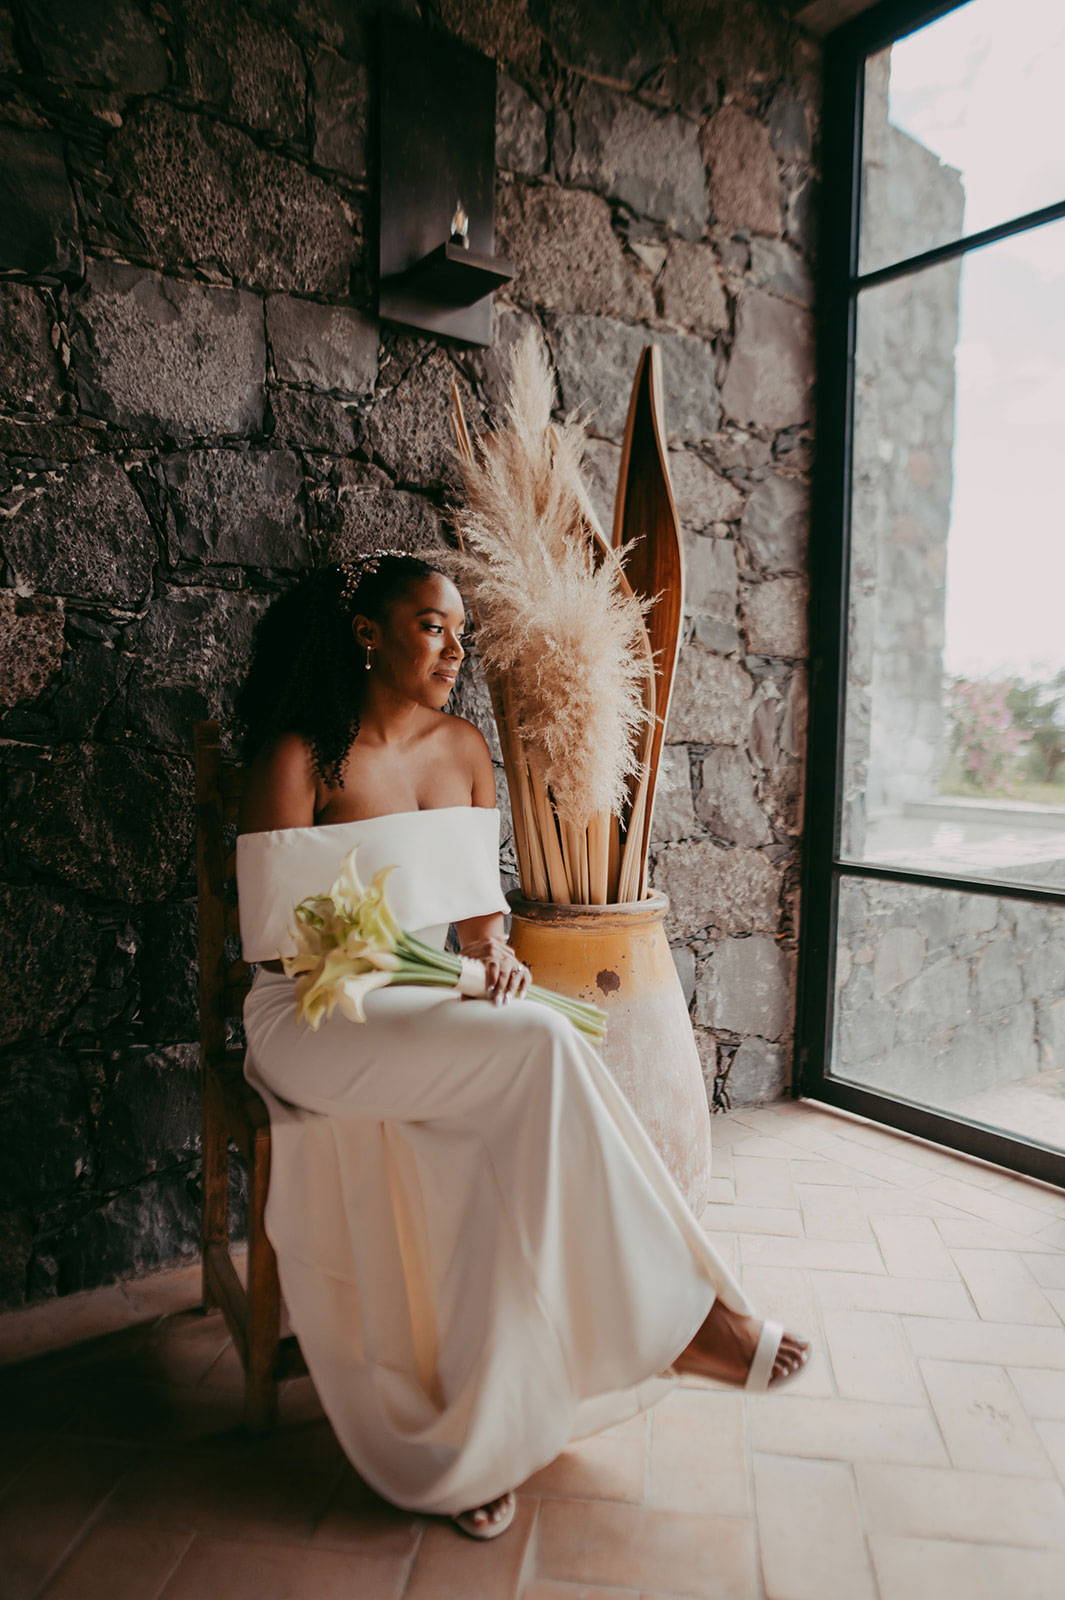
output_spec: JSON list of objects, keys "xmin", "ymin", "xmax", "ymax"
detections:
[{"xmin": 377, "ymin": 17, "xmax": 515, "ymax": 347}]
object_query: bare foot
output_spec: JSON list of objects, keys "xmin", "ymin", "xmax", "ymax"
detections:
[
  {"xmin": 672, "ymin": 1298, "xmax": 809, "ymax": 1387},
  {"xmin": 459, "ymin": 1488, "xmax": 516, "ymax": 1529}
]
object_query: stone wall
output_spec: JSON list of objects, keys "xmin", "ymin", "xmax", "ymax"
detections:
[
  {"xmin": 842, "ymin": 50, "xmax": 964, "ymax": 854},
  {"xmin": 835, "ymin": 877, "xmax": 1065, "ymax": 1111},
  {"xmin": 0, "ymin": 0, "xmax": 820, "ymax": 1308}
]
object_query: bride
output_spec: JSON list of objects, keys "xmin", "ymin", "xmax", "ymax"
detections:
[{"xmin": 234, "ymin": 549, "xmax": 809, "ymax": 1541}]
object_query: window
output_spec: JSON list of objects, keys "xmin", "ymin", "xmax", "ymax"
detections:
[{"xmin": 799, "ymin": 0, "xmax": 1065, "ymax": 1184}]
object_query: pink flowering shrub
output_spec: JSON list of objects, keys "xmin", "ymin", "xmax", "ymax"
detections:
[{"xmin": 945, "ymin": 676, "xmax": 1031, "ymax": 794}]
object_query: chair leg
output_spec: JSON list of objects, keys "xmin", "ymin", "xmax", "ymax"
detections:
[
  {"xmin": 244, "ymin": 1126, "xmax": 282, "ymax": 1431},
  {"xmin": 201, "ymin": 1074, "xmax": 230, "ymax": 1314}
]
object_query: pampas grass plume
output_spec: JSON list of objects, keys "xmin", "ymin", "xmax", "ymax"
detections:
[{"xmin": 441, "ymin": 328, "xmax": 655, "ymax": 828}]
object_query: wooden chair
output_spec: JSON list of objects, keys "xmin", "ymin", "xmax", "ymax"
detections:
[{"xmin": 194, "ymin": 718, "xmax": 308, "ymax": 1429}]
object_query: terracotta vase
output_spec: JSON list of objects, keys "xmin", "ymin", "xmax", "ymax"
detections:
[{"xmin": 505, "ymin": 888, "xmax": 713, "ymax": 1215}]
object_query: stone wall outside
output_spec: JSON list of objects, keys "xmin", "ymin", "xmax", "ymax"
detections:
[
  {"xmin": 834, "ymin": 876, "xmax": 1065, "ymax": 1112},
  {"xmin": 0, "ymin": 0, "xmax": 820, "ymax": 1307},
  {"xmin": 842, "ymin": 48, "xmax": 965, "ymax": 856}
]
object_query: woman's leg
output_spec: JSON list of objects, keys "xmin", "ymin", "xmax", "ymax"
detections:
[
  {"xmin": 673, "ymin": 1301, "xmax": 810, "ymax": 1385},
  {"xmin": 243, "ymin": 971, "xmax": 806, "ymax": 1511}
]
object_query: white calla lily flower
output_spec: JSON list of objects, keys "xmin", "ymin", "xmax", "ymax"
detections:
[{"xmin": 283, "ymin": 841, "xmax": 608, "ymax": 1042}]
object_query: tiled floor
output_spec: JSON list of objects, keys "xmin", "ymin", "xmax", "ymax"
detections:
[{"xmin": 3, "ymin": 1099, "xmax": 1065, "ymax": 1599}]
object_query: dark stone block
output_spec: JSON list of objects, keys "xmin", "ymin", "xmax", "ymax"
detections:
[
  {"xmin": 9, "ymin": 742, "xmax": 195, "ymax": 903},
  {"xmin": 657, "ymin": 241, "xmax": 729, "ymax": 339},
  {"xmin": 740, "ymin": 472, "xmax": 809, "ymax": 574},
  {"xmin": 311, "ymin": 46, "xmax": 367, "ymax": 181},
  {"xmin": 725, "ymin": 1035, "xmax": 787, "ymax": 1104},
  {"xmin": 136, "ymin": 901, "xmax": 199, "ymax": 1041},
  {"xmin": 769, "ymin": 89, "xmax": 813, "ymax": 164},
  {"xmin": 0, "ymin": 420, "xmax": 93, "ymax": 459},
  {"xmin": 465, "ymin": 302, "xmax": 548, "ymax": 414},
  {"xmin": 529, "ymin": 0, "xmax": 671, "ymax": 89},
  {"xmin": 1, "ymin": 457, "xmax": 155, "ymax": 607},
  {"xmin": 0, "ymin": 1212, "xmax": 33, "ymax": 1308},
  {"xmin": 63, "ymin": 611, "xmax": 123, "ymax": 643},
  {"xmin": 20, "ymin": 0, "xmax": 168, "ymax": 91},
  {"xmin": 30, "ymin": 632, "xmax": 133, "ymax": 743},
  {"xmin": 182, "ymin": 0, "xmax": 305, "ymax": 141},
  {"xmin": 265, "ymin": 295, "xmax": 378, "ymax": 393},
  {"xmin": 432, "ymin": 0, "xmax": 542, "ymax": 72},
  {"xmin": 331, "ymin": 462, "xmax": 443, "ymax": 554},
  {"xmin": 496, "ymin": 73, "xmax": 547, "ymax": 176},
  {"xmin": 721, "ymin": 287, "xmax": 813, "ymax": 430},
  {"xmin": 162, "ymin": 448, "xmax": 309, "ymax": 568},
  {"xmin": 562, "ymin": 82, "xmax": 708, "ymax": 241},
  {"xmin": 702, "ymin": 104, "xmax": 782, "ymax": 237},
  {"xmin": 274, "ymin": 0, "xmax": 390, "ymax": 59},
  {"xmin": 660, "ymin": 0, "xmax": 788, "ymax": 100},
  {"xmin": 0, "ymin": 1044, "xmax": 95, "ymax": 1203},
  {"xmin": 551, "ymin": 314, "xmax": 721, "ymax": 442},
  {"xmin": 71, "ymin": 259, "xmax": 266, "ymax": 438},
  {"xmin": 364, "ymin": 348, "xmax": 471, "ymax": 489},
  {"xmin": 269, "ymin": 388, "xmax": 358, "ymax": 454},
  {"xmin": 0, "ymin": 8, "xmax": 18, "ymax": 73},
  {"xmin": 92, "ymin": 1043, "xmax": 200, "ymax": 1187},
  {"xmin": 0, "ymin": 592, "xmax": 65, "ymax": 710},
  {"xmin": 748, "ymin": 238, "xmax": 813, "ymax": 308},
  {"xmin": 33, "ymin": 1167, "xmax": 203, "ymax": 1298},
  {"xmin": 0, "ymin": 283, "xmax": 64, "ymax": 412},
  {"xmin": 496, "ymin": 179, "xmax": 654, "ymax": 320},
  {"xmin": 111, "ymin": 102, "xmax": 357, "ymax": 294},
  {"xmin": 65, "ymin": 915, "xmax": 141, "ymax": 1037},
  {"xmin": 0, "ymin": 883, "xmax": 98, "ymax": 1047},
  {"xmin": 0, "ymin": 128, "xmax": 82, "ymax": 278},
  {"xmin": 122, "ymin": 584, "xmax": 272, "ymax": 755}
]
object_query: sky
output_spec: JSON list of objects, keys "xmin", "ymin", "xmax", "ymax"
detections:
[{"xmin": 864, "ymin": 0, "xmax": 1065, "ymax": 681}]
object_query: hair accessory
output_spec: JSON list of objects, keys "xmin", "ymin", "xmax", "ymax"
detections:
[{"xmin": 337, "ymin": 546, "xmax": 413, "ymax": 607}]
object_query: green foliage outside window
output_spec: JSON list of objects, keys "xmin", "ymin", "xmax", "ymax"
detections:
[{"xmin": 942, "ymin": 670, "xmax": 1065, "ymax": 802}]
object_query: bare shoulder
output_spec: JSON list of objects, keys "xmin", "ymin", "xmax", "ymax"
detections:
[
  {"xmin": 440, "ymin": 713, "xmax": 496, "ymax": 805},
  {"xmin": 239, "ymin": 730, "xmax": 317, "ymax": 833},
  {"xmin": 441, "ymin": 712, "xmax": 491, "ymax": 766},
  {"xmin": 441, "ymin": 711, "xmax": 488, "ymax": 752}
]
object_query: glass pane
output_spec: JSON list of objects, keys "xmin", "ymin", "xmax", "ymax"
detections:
[
  {"xmin": 841, "ymin": 219, "xmax": 1065, "ymax": 893},
  {"xmin": 860, "ymin": 0, "xmax": 1065, "ymax": 276},
  {"xmin": 832, "ymin": 876, "xmax": 1065, "ymax": 1153}
]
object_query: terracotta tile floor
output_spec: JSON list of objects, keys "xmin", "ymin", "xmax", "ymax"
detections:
[{"xmin": 3, "ymin": 1099, "xmax": 1065, "ymax": 1599}]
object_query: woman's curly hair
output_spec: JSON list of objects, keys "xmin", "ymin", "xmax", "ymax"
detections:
[{"xmin": 234, "ymin": 553, "xmax": 448, "ymax": 788}]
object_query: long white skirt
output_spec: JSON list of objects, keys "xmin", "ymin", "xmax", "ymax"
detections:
[{"xmin": 242, "ymin": 944, "xmax": 754, "ymax": 1516}]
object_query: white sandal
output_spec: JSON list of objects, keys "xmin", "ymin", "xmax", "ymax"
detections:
[
  {"xmin": 452, "ymin": 1491, "xmax": 517, "ymax": 1540},
  {"xmin": 744, "ymin": 1318, "xmax": 807, "ymax": 1391},
  {"xmin": 667, "ymin": 1317, "xmax": 811, "ymax": 1392}
]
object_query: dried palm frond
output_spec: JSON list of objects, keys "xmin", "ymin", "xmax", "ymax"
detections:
[{"xmin": 439, "ymin": 329, "xmax": 655, "ymax": 831}]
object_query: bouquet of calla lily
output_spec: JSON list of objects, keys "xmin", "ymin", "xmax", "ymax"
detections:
[{"xmin": 280, "ymin": 843, "xmax": 608, "ymax": 1042}]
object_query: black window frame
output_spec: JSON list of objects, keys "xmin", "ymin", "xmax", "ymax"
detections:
[{"xmin": 795, "ymin": 0, "xmax": 1065, "ymax": 1188}]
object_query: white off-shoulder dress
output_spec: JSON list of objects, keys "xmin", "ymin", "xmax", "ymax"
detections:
[{"xmin": 237, "ymin": 804, "xmax": 753, "ymax": 1516}]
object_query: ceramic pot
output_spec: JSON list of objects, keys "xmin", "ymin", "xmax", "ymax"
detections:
[{"xmin": 505, "ymin": 888, "xmax": 712, "ymax": 1215}]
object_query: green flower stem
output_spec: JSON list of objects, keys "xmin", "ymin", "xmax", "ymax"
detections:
[
  {"xmin": 395, "ymin": 932, "xmax": 607, "ymax": 1041},
  {"xmin": 301, "ymin": 869, "xmax": 607, "ymax": 1040}
]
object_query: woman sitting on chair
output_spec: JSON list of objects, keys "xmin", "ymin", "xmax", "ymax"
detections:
[{"xmin": 233, "ymin": 549, "xmax": 810, "ymax": 1541}]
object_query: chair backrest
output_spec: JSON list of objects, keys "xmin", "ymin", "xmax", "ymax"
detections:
[{"xmin": 194, "ymin": 719, "xmax": 253, "ymax": 1071}]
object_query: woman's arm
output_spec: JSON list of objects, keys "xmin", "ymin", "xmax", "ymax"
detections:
[
  {"xmin": 238, "ymin": 731, "xmax": 317, "ymax": 834},
  {"xmin": 452, "ymin": 722, "xmax": 530, "ymax": 1003},
  {"xmin": 239, "ymin": 733, "xmax": 317, "ymax": 972}
]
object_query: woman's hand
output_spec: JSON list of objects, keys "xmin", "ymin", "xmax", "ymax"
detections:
[{"xmin": 458, "ymin": 936, "xmax": 531, "ymax": 1004}]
